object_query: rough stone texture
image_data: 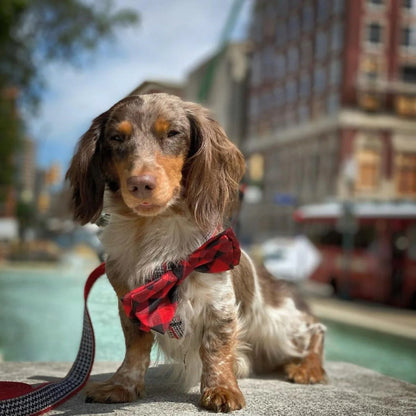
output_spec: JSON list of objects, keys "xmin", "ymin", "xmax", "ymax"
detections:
[{"xmin": 0, "ymin": 361, "xmax": 415, "ymax": 415}]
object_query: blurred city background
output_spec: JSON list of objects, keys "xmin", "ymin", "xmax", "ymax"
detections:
[{"xmin": 0, "ymin": 0, "xmax": 415, "ymax": 384}]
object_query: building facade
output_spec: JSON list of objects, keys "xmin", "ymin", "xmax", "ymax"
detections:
[
  {"xmin": 185, "ymin": 42, "xmax": 251, "ymax": 148},
  {"xmin": 128, "ymin": 43, "xmax": 250, "ymax": 149},
  {"xmin": 242, "ymin": 0, "xmax": 416, "ymax": 239}
]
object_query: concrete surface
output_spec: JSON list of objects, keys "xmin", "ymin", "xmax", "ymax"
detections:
[{"xmin": 0, "ymin": 361, "xmax": 415, "ymax": 415}]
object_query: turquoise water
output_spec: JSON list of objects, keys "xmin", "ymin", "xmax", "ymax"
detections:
[
  {"xmin": 0, "ymin": 263, "xmax": 415, "ymax": 383},
  {"xmin": 323, "ymin": 319, "xmax": 416, "ymax": 384},
  {"xmin": 0, "ymin": 262, "xmax": 125, "ymax": 362}
]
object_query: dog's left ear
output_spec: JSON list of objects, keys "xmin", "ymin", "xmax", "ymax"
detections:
[
  {"xmin": 183, "ymin": 102, "xmax": 246, "ymax": 232},
  {"xmin": 66, "ymin": 110, "xmax": 109, "ymax": 225}
]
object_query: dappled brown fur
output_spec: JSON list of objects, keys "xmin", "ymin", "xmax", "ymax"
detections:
[
  {"xmin": 66, "ymin": 93, "xmax": 326, "ymax": 413},
  {"xmin": 66, "ymin": 94, "xmax": 245, "ymax": 234},
  {"xmin": 183, "ymin": 102, "xmax": 245, "ymax": 232}
]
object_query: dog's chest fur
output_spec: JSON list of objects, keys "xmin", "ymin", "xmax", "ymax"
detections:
[
  {"xmin": 99, "ymin": 200, "xmax": 323, "ymax": 390},
  {"xmin": 100, "ymin": 208, "xmax": 206, "ymax": 281},
  {"xmin": 100, "ymin": 208, "xmax": 236, "ymax": 388}
]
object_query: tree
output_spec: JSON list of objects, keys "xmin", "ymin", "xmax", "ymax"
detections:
[
  {"xmin": 0, "ymin": 88, "xmax": 23, "ymax": 203},
  {"xmin": 0, "ymin": 0, "xmax": 138, "ymax": 102},
  {"xmin": 0, "ymin": 0, "xmax": 139, "ymax": 204}
]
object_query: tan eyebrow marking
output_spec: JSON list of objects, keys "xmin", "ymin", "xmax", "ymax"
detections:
[
  {"xmin": 117, "ymin": 120, "xmax": 133, "ymax": 136},
  {"xmin": 153, "ymin": 117, "xmax": 170, "ymax": 136}
]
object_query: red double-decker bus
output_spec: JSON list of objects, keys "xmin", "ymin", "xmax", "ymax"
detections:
[{"xmin": 294, "ymin": 202, "xmax": 416, "ymax": 309}]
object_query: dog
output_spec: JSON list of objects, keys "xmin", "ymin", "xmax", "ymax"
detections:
[{"xmin": 66, "ymin": 93, "xmax": 326, "ymax": 412}]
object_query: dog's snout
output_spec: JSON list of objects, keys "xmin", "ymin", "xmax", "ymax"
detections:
[{"xmin": 127, "ymin": 175, "xmax": 157, "ymax": 198}]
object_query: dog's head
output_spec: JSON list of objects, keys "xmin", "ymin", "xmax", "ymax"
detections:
[{"xmin": 66, "ymin": 93, "xmax": 245, "ymax": 232}]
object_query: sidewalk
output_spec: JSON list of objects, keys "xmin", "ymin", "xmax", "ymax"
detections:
[
  {"xmin": 0, "ymin": 361, "xmax": 415, "ymax": 415},
  {"xmin": 307, "ymin": 295, "xmax": 416, "ymax": 340}
]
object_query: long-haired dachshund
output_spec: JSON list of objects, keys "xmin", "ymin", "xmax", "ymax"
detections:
[{"xmin": 66, "ymin": 93, "xmax": 326, "ymax": 412}]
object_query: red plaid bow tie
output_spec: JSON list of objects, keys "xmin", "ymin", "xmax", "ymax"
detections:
[{"xmin": 121, "ymin": 227, "xmax": 241, "ymax": 335}]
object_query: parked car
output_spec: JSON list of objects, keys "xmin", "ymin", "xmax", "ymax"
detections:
[{"xmin": 261, "ymin": 236, "xmax": 321, "ymax": 282}]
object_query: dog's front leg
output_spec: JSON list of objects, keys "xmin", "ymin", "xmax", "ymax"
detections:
[
  {"xmin": 85, "ymin": 302, "xmax": 154, "ymax": 403},
  {"xmin": 199, "ymin": 306, "xmax": 245, "ymax": 412}
]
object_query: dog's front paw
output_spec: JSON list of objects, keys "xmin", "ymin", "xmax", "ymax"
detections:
[
  {"xmin": 200, "ymin": 386, "xmax": 245, "ymax": 413},
  {"xmin": 285, "ymin": 353, "xmax": 327, "ymax": 384},
  {"xmin": 85, "ymin": 379, "xmax": 144, "ymax": 404}
]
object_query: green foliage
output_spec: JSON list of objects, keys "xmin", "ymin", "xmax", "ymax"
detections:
[
  {"xmin": 16, "ymin": 199, "xmax": 36, "ymax": 227},
  {"xmin": 0, "ymin": 0, "xmax": 139, "ymax": 200},
  {"xmin": 0, "ymin": 0, "xmax": 139, "ymax": 102}
]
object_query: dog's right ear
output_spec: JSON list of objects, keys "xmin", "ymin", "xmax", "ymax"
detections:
[{"xmin": 66, "ymin": 110, "xmax": 109, "ymax": 225}]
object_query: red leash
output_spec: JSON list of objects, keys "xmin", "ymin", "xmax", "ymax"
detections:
[{"xmin": 0, "ymin": 263, "xmax": 106, "ymax": 416}]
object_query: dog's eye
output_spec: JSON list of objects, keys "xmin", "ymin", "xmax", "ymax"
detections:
[
  {"xmin": 167, "ymin": 130, "xmax": 180, "ymax": 138},
  {"xmin": 110, "ymin": 135, "xmax": 123, "ymax": 142}
]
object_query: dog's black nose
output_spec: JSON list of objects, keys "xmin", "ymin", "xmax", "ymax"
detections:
[{"xmin": 127, "ymin": 175, "xmax": 157, "ymax": 198}]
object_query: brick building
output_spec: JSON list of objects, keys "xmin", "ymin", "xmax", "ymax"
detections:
[{"xmin": 241, "ymin": 0, "xmax": 416, "ymax": 239}]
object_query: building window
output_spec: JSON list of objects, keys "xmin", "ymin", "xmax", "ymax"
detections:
[
  {"xmin": 300, "ymin": 39, "xmax": 313, "ymax": 67},
  {"xmin": 302, "ymin": 4, "xmax": 314, "ymax": 33},
  {"xmin": 264, "ymin": 91, "xmax": 272, "ymax": 113},
  {"xmin": 264, "ymin": 46, "xmax": 275, "ymax": 80},
  {"xmin": 315, "ymin": 30, "xmax": 328, "ymax": 60},
  {"xmin": 402, "ymin": 0, "xmax": 416, "ymax": 13},
  {"xmin": 355, "ymin": 148, "xmax": 381, "ymax": 191},
  {"xmin": 275, "ymin": 53, "xmax": 286, "ymax": 80},
  {"xmin": 251, "ymin": 53, "xmax": 262, "ymax": 86},
  {"xmin": 289, "ymin": 0, "xmax": 301, "ymax": 10},
  {"xmin": 395, "ymin": 153, "xmax": 416, "ymax": 196},
  {"xmin": 286, "ymin": 80, "xmax": 297, "ymax": 104},
  {"xmin": 401, "ymin": 65, "xmax": 416, "ymax": 82},
  {"xmin": 274, "ymin": 85, "xmax": 285, "ymax": 108},
  {"xmin": 312, "ymin": 97, "xmax": 326, "ymax": 118},
  {"xmin": 327, "ymin": 92, "xmax": 340, "ymax": 114},
  {"xmin": 334, "ymin": 0, "xmax": 345, "ymax": 15},
  {"xmin": 401, "ymin": 26, "xmax": 416, "ymax": 49},
  {"xmin": 298, "ymin": 104, "xmax": 310, "ymax": 122},
  {"xmin": 317, "ymin": 0, "xmax": 330, "ymax": 23},
  {"xmin": 251, "ymin": 11, "xmax": 263, "ymax": 44},
  {"xmin": 299, "ymin": 73, "xmax": 311, "ymax": 99},
  {"xmin": 330, "ymin": 58, "xmax": 342, "ymax": 86},
  {"xmin": 275, "ymin": 23, "xmax": 287, "ymax": 48},
  {"xmin": 287, "ymin": 47, "xmax": 299, "ymax": 73},
  {"xmin": 367, "ymin": 22, "xmax": 383, "ymax": 44},
  {"xmin": 331, "ymin": 21, "xmax": 344, "ymax": 52},
  {"xmin": 288, "ymin": 15, "xmax": 300, "ymax": 41},
  {"xmin": 276, "ymin": 0, "xmax": 289, "ymax": 16},
  {"xmin": 367, "ymin": 0, "xmax": 384, "ymax": 6},
  {"xmin": 249, "ymin": 95, "xmax": 260, "ymax": 119},
  {"xmin": 314, "ymin": 67, "xmax": 327, "ymax": 94}
]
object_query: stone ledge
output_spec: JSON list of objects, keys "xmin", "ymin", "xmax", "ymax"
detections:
[{"xmin": 0, "ymin": 361, "xmax": 415, "ymax": 415}]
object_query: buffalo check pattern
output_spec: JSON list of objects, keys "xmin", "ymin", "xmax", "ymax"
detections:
[{"xmin": 121, "ymin": 227, "xmax": 241, "ymax": 335}]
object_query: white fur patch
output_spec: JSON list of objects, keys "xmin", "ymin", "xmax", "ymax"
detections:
[{"xmin": 100, "ymin": 202, "xmax": 324, "ymax": 390}]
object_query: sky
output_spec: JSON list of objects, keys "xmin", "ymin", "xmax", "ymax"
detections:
[{"xmin": 25, "ymin": 0, "xmax": 253, "ymax": 177}]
